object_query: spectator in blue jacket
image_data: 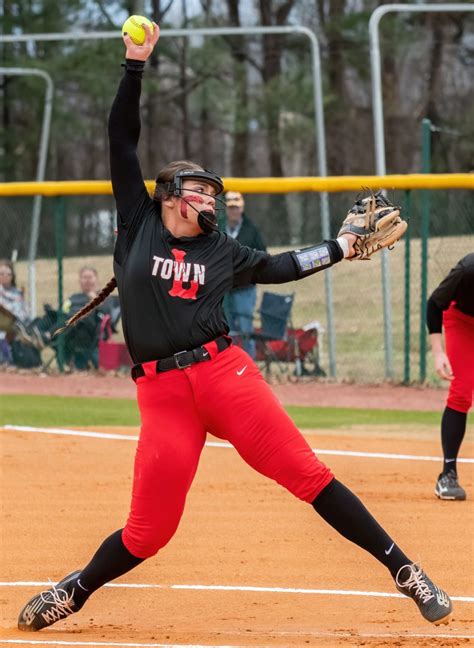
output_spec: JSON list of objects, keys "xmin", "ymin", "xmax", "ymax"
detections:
[{"xmin": 220, "ymin": 192, "xmax": 266, "ymax": 358}]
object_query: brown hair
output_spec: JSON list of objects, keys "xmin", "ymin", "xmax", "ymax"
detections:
[
  {"xmin": 55, "ymin": 277, "xmax": 117, "ymax": 337},
  {"xmin": 79, "ymin": 265, "xmax": 98, "ymax": 277},
  {"xmin": 0, "ymin": 259, "xmax": 17, "ymax": 287},
  {"xmin": 152, "ymin": 160, "xmax": 204, "ymax": 201}
]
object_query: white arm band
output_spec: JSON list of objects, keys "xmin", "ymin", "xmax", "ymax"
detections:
[{"xmin": 336, "ymin": 236, "xmax": 350, "ymax": 258}]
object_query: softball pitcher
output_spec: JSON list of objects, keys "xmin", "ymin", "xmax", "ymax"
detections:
[{"xmin": 18, "ymin": 22, "xmax": 452, "ymax": 632}]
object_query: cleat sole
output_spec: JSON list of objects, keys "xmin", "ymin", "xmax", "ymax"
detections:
[{"xmin": 433, "ymin": 611, "xmax": 452, "ymax": 626}]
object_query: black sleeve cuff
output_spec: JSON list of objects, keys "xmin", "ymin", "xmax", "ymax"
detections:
[
  {"xmin": 122, "ymin": 59, "xmax": 146, "ymax": 74},
  {"xmin": 326, "ymin": 239, "xmax": 344, "ymax": 264},
  {"xmin": 290, "ymin": 240, "xmax": 341, "ymax": 279}
]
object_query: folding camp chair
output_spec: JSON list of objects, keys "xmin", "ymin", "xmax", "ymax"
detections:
[{"xmin": 250, "ymin": 291, "xmax": 295, "ymax": 378}]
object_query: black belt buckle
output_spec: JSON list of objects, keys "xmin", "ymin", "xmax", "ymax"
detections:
[{"xmin": 174, "ymin": 350, "xmax": 192, "ymax": 369}]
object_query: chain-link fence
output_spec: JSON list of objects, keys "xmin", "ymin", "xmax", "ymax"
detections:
[{"xmin": 0, "ymin": 188, "xmax": 472, "ymax": 382}]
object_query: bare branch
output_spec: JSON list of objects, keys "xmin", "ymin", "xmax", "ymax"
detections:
[
  {"xmin": 93, "ymin": 0, "xmax": 117, "ymax": 28},
  {"xmin": 276, "ymin": 0, "xmax": 297, "ymax": 25}
]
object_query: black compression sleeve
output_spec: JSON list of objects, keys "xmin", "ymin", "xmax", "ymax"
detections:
[
  {"xmin": 252, "ymin": 239, "xmax": 343, "ymax": 284},
  {"xmin": 108, "ymin": 60, "xmax": 148, "ymax": 222},
  {"xmin": 78, "ymin": 529, "xmax": 144, "ymax": 599},
  {"xmin": 426, "ymin": 295, "xmax": 443, "ymax": 334},
  {"xmin": 313, "ymin": 479, "xmax": 410, "ymax": 577},
  {"xmin": 251, "ymin": 251, "xmax": 298, "ymax": 283}
]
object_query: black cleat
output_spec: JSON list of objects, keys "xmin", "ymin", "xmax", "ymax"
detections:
[
  {"xmin": 18, "ymin": 571, "xmax": 83, "ymax": 631},
  {"xmin": 435, "ymin": 470, "xmax": 466, "ymax": 501},
  {"xmin": 396, "ymin": 564, "xmax": 452, "ymax": 625}
]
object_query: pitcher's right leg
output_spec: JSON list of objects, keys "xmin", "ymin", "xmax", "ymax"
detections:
[{"xmin": 18, "ymin": 369, "xmax": 206, "ymax": 631}]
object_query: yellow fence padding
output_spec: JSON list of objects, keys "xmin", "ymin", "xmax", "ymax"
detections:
[{"xmin": 0, "ymin": 174, "xmax": 472, "ymax": 196}]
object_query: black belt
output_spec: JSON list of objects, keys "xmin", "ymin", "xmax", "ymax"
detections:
[{"xmin": 131, "ymin": 335, "xmax": 231, "ymax": 381}]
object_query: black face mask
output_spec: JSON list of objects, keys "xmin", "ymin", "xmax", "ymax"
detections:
[{"xmin": 197, "ymin": 210, "xmax": 218, "ymax": 234}]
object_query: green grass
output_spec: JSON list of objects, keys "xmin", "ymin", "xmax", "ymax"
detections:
[
  {"xmin": 1, "ymin": 393, "xmax": 461, "ymax": 429},
  {"xmin": 0, "ymin": 394, "xmax": 140, "ymax": 427},
  {"xmin": 286, "ymin": 405, "xmax": 445, "ymax": 429}
]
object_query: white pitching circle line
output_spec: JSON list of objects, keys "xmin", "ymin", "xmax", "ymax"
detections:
[
  {"xmin": 0, "ymin": 580, "xmax": 473, "ymax": 602},
  {"xmin": 1, "ymin": 630, "xmax": 474, "ymax": 646},
  {"xmin": 0, "ymin": 641, "xmax": 243, "ymax": 647},
  {"xmin": 3, "ymin": 425, "xmax": 473, "ymax": 464}
]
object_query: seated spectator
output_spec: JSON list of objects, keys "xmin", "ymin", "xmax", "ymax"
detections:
[
  {"xmin": 62, "ymin": 266, "xmax": 113, "ymax": 370},
  {"xmin": 0, "ymin": 259, "xmax": 33, "ymax": 366}
]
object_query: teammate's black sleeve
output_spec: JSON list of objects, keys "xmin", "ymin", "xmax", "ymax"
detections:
[
  {"xmin": 426, "ymin": 253, "xmax": 474, "ymax": 332},
  {"xmin": 232, "ymin": 239, "xmax": 343, "ymax": 287},
  {"xmin": 429, "ymin": 260, "xmax": 465, "ymax": 312},
  {"xmin": 108, "ymin": 60, "xmax": 150, "ymax": 230},
  {"xmin": 430, "ymin": 253, "xmax": 474, "ymax": 316},
  {"xmin": 426, "ymin": 295, "xmax": 443, "ymax": 334}
]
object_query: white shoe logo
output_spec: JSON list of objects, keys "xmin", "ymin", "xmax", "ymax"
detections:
[
  {"xmin": 22, "ymin": 605, "xmax": 36, "ymax": 626},
  {"xmin": 22, "ymin": 596, "xmax": 44, "ymax": 625},
  {"xmin": 236, "ymin": 365, "xmax": 248, "ymax": 376},
  {"xmin": 385, "ymin": 542, "xmax": 395, "ymax": 556},
  {"xmin": 436, "ymin": 588, "xmax": 451, "ymax": 608}
]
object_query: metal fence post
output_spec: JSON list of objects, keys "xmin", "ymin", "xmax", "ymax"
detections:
[
  {"xmin": 419, "ymin": 118, "xmax": 432, "ymax": 382},
  {"xmin": 54, "ymin": 196, "xmax": 66, "ymax": 372},
  {"xmin": 403, "ymin": 190, "xmax": 412, "ymax": 384}
]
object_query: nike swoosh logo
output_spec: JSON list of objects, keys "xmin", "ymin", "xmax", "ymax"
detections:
[
  {"xmin": 385, "ymin": 542, "xmax": 395, "ymax": 556},
  {"xmin": 236, "ymin": 365, "xmax": 248, "ymax": 376}
]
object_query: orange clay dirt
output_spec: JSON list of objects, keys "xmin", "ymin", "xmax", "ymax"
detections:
[{"xmin": 0, "ymin": 373, "xmax": 473, "ymax": 647}]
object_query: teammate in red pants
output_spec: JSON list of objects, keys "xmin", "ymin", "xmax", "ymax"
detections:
[
  {"xmin": 17, "ymin": 23, "xmax": 452, "ymax": 632},
  {"xmin": 427, "ymin": 253, "xmax": 474, "ymax": 501}
]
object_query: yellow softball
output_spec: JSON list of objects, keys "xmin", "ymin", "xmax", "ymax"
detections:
[{"xmin": 122, "ymin": 15, "xmax": 154, "ymax": 46}]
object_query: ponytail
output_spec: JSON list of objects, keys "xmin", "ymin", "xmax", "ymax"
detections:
[{"xmin": 54, "ymin": 277, "xmax": 117, "ymax": 337}]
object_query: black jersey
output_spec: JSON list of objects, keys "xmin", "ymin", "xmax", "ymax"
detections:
[
  {"xmin": 109, "ymin": 62, "xmax": 342, "ymax": 363},
  {"xmin": 427, "ymin": 253, "xmax": 474, "ymax": 333}
]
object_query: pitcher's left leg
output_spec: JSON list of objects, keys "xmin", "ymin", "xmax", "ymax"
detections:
[
  {"xmin": 198, "ymin": 349, "xmax": 452, "ymax": 625},
  {"xmin": 200, "ymin": 347, "xmax": 332, "ymax": 501}
]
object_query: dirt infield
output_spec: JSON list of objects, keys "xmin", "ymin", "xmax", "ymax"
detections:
[
  {"xmin": 1, "ymin": 421, "xmax": 473, "ymax": 647},
  {"xmin": 0, "ymin": 369, "xmax": 449, "ymax": 410}
]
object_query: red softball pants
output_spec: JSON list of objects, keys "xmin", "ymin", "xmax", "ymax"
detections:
[
  {"xmin": 443, "ymin": 304, "xmax": 474, "ymax": 413},
  {"xmin": 122, "ymin": 343, "xmax": 333, "ymax": 558}
]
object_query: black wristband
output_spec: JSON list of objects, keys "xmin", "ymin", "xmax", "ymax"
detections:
[
  {"xmin": 325, "ymin": 239, "xmax": 344, "ymax": 263},
  {"xmin": 291, "ymin": 240, "xmax": 342, "ymax": 277},
  {"xmin": 122, "ymin": 59, "xmax": 146, "ymax": 73}
]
